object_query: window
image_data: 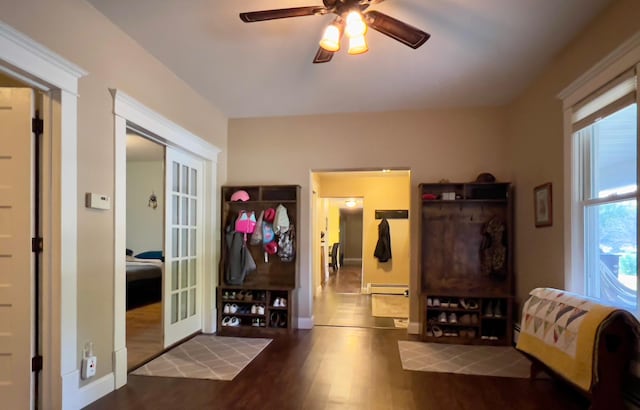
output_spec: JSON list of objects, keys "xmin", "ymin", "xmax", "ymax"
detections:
[{"xmin": 571, "ymin": 69, "xmax": 638, "ymax": 313}]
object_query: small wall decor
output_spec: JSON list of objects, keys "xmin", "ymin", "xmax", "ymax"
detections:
[
  {"xmin": 148, "ymin": 191, "xmax": 158, "ymax": 209},
  {"xmin": 534, "ymin": 183, "xmax": 552, "ymax": 227}
]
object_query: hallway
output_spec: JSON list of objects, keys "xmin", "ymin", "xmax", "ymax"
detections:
[{"xmin": 314, "ymin": 264, "xmax": 406, "ymax": 329}]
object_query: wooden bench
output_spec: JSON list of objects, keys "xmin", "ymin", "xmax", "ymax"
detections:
[{"xmin": 516, "ymin": 288, "xmax": 638, "ymax": 410}]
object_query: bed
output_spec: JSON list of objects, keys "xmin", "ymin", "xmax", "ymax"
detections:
[{"xmin": 126, "ymin": 256, "xmax": 163, "ymax": 310}]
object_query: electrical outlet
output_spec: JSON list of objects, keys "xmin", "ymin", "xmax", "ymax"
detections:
[{"xmin": 81, "ymin": 356, "xmax": 97, "ymax": 379}]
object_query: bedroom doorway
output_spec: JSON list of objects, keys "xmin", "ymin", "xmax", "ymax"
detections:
[{"xmin": 125, "ymin": 131, "xmax": 165, "ymax": 370}]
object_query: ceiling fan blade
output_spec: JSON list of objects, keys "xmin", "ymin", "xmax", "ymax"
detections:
[
  {"xmin": 313, "ymin": 47, "xmax": 334, "ymax": 64},
  {"xmin": 240, "ymin": 7, "xmax": 325, "ymax": 23},
  {"xmin": 365, "ymin": 10, "xmax": 430, "ymax": 49}
]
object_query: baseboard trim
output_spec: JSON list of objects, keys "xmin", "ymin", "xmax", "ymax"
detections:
[
  {"xmin": 408, "ymin": 321, "xmax": 420, "ymax": 335},
  {"xmin": 369, "ymin": 284, "xmax": 408, "ymax": 295},
  {"xmin": 113, "ymin": 347, "xmax": 127, "ymax": 389},
  {"xmin": 62, "ymin": 369, "xmax": 115, "ymax": 410},
  {"xmin": 297, "ymin": 316, "xmax": 313, "ymax": 329},
  {"xmin": 315, "ymin": 285, "xmax": 323, "ymax": 297}
]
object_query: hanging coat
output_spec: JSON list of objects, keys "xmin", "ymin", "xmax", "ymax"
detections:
[
  {"xmin": 225, "ymin": 216, "xmax": 256, "ymax": 285},
  {"xmin": 374, "ymin": 218, "xmax": 392, "ymax": 262}
]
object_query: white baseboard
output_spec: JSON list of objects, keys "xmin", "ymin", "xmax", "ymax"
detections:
[
  {"xmin": 63, "ymin": 369, "xmax": 115, "ymax": 410},
  {"xmin": 113, "ymin": 347, "xmax": 127, "ymax": 389},
  {"xmin": 408, "ymin": 321, "xmax": 420, "ymax": 335},
  {"xmin": 297, "ymin": 316, "xmax": 313, "ymax": 329},
  {"xmin": 369, "ymin": 283, "xmax": 408, "ymax": 295}
]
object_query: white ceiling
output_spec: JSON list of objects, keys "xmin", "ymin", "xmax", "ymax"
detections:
[{"xmin": 88, "ymin": 0, "xmax": 613, "ymax": 119}]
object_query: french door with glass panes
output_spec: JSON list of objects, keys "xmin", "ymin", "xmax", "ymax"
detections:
[{"xmin": 164, "ymin": 147, "xmax": 204, "ymax": 347}]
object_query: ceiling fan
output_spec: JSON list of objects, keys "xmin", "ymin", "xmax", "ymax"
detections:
[{"xmin": 239, "ymin": 0, "xmax": 430, "ymax": 63}]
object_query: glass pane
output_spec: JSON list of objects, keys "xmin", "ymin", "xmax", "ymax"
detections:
[
  {"xmin": 182, "ymin": 197, "xmax": 189, "ymax": 225},
  {"xmin": 180, "ymin": 290, "xmax": 188, "ymax": 320},
  {"xmin": 172, "ymin": 195, "xmax": 179, "ymax": 225},
  {"xmin": 189, "ymin": 259, "xmax": 196, "ymax": 286},
  {"xmin": 172, "ymin": 161, "xmax": 179, "ymax": 193},
  {"xmin": 172, "ymin": 228, "xmax": 179, "ymax": 257},
  {"xmin": 171, "ymin": 261, "xmax": 179, "ymax": 291},
  {"xmin": 191, "ymin": 168, "xmax": 197, "ymax": 196},
  {"xmin": 190, "ymin": 229, "xmax": 196, "ymax": 256},
  {"xmin": 182, "ymin": 165, "xmax": 189, "ymax": 194},
  {"xmin": 585, "ymin": 199, "xmax": 637, "ymax": 311},
  {"xmin": 182, "ymin": 228, "xmax": 189, "ymax": 256},
  {"xmin": 586, "ymin": 104, "xmax": 637, "ymax": 199},
  {"xmin": 171, "ymin": 293, "xmax": 179, "ymax": 324},
  {"xmin": 181, "ymin": 259, "xmax": 188, "ymax": 289},
  {"xmin": 189, "ymin": 288, "xmax": 196, "ymax": 316},
  {"xmin": 190, "ymin": 199, "xmax": 197, "ymax": 225}
]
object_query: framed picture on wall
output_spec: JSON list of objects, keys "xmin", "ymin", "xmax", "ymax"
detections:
[{"xmin": 534, "ymin": 182, "xmax": 552, "ymax": 227}]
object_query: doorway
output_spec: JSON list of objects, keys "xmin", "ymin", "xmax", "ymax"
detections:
[
  {"xmin": 125, "ymin": 132, "xmax": 165, "ymax": 370},
  {"xmin": 112, "ymin": 90, "xmax": 220, "ymax": 387},
  {"xmin": 312, "ymin": 170, "xmax": 411, "ymax": 330}
]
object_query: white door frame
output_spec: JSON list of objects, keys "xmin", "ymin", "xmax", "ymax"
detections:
[
  {"xmin": 112, "ymin": 90, "xmax": 220, "ymax": 388},
  {"xmin": 0, "ymin": 22, "xmax": 86, "ymax": 409}
]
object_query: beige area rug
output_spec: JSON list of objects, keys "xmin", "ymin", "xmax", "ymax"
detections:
[
  {"xmin": 398, "ymin": 341, "xmax": 530, "ymax": 378},
  {"xmin": 132, "ymin": 335, "xmax": 271, "ymax": 381},
  {"xmin": 371, "ymin": 294, "xmax": 409, "ymax": 318}
]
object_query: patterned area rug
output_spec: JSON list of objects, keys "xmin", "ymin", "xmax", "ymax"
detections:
[
  {"xmin": 371, "ymin": 294, "xmax": 409, "ymax": 318},
  {"xmin": 132, "ymin": 335, "xmax": 271, "ymax": 381},
  {"xmin": 398, "ymin": 341, "xmax": 530, "ymax": 378}
]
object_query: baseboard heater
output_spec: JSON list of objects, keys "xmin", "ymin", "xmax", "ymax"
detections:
[{"xmin": 368, "ymin": 283, "xmax": 408, "ymax": 295}]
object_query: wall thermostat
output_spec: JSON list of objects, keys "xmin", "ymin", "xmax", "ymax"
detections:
[{"xmin": 85, "ymin": 193, "xmax": 111, "ymax": 210}]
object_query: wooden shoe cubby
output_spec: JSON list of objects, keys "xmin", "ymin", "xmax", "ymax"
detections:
[
  {"xmin": 423, "ymin": 295, "xmax": 512, "ymax": 345},
  {"xmin": 419, "ymin": 181, "xmax": 514, "ymax": 346},
  {"xmin": 217, "ymin": 287, "xmax": 293, "ymax": 334},
  {"xmin": 217, "ymin": 185, "xmax": 299, "ymax": 335}
]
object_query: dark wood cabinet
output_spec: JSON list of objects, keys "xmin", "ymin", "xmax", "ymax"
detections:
[
  {"xmin": 217, "ymin": 185, "xmax": 299, "ymax": 335},
  {"xmin": 419, "ymin": 182, "xmax": 514, "ymax": 345}
]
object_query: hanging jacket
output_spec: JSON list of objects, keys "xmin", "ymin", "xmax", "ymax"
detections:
[
  {"xmin": 224, "ymin": 216, "xmax": 256, "ymax": 285},
  {"xmin": 374, "ymin": 218, "xmax": 392, "ymax": 262}
]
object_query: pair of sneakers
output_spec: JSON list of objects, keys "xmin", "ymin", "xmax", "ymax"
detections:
[
  {"xmin": 223, "ymin": 303, "xmax": 238, "ymax": 314},
  {"xmin": 437, "ymin": 312, "xmax": 457, "ymax": 323},
  {"xmin": 484, "ymin": 301, "xmax": 503, "ymax": 317},
  {"xmin": 251, "ymin": 304, "xmax": 265, "ymax": 315},
  {"xmin": 221, "ymin": 316, "xmax": 240, "ymax": 327},
  {"xmin": 273, "ymin": 297, "xmax": 287, "ymax": 308}
]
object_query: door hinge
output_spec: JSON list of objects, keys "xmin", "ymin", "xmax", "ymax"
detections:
[
  {"xmin": 32, "ymin": 237, "xmax": 43, "ymax": 253},
  {"xmin": 32, "ymin": 355, "xmax": 43, "ymax": 372},
  {"xmin": 32, "ymin": 117, "xmax": 43, "ymax": 135}
]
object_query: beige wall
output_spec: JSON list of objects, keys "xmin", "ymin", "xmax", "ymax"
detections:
[
  {"xmin": 318, "ymin": 173, "xmax": 410, "ymax": 291},
  {"xmin": 228, "ymin": 107, "xmax": 509, "ymax": 325},
  {"xmin": 508, "ymin": 0, "xmax": 640, "ymax": 310},
  {"xmin": 1, "ymin": 0, "xmax": 228, "ymax": 384}
]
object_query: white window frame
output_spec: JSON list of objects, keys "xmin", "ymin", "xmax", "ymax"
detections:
[{"xmin": 559, "ymin": 32, "xmax": 640, "ymax": 311}]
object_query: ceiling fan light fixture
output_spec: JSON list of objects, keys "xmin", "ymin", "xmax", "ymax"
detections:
[
  {"xmin": 348, "ymin": 34, "xmax": 368, "ymax": 55},
  {"xmin": 345, "ymin": 11, "xmax": 367, "ymax": 38},
  {"xmin": 319, "ymin": 23, "xmax": 341, "ymax": 52}
]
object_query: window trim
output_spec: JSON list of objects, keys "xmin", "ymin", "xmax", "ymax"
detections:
[{"xmin": 559, "ymin": 32, "xmax": 640, "ymax": 303}]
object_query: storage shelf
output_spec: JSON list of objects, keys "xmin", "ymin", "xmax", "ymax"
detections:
[{"xmin": 419, "ymin": 182, "xmax": 514, "ymax": 346}]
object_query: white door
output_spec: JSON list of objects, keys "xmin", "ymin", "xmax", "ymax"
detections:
[
  {"xmin": 0, "ymin": 88, "xmax": 34, "ymax": 409},
  {"xmin": 164, "ymin": 147, "xmax": 204, "ymax": 347}
]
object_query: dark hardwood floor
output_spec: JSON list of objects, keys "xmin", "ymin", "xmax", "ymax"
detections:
[
  {"xmin": 91, "ymin": 264, "xmax": 588, "ymax": 409},
  {"xmin": 87, "ymin": 326, "xmax": 588, "ymax": 410},
  {"xmin": 323, "ymin": 263, "xmax": 362, "ymax": 294}
]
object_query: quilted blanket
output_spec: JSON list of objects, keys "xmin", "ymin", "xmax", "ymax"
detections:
[{"xmin": 517, "ymin": 287, "xmax": 638, "ymax": 391}]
